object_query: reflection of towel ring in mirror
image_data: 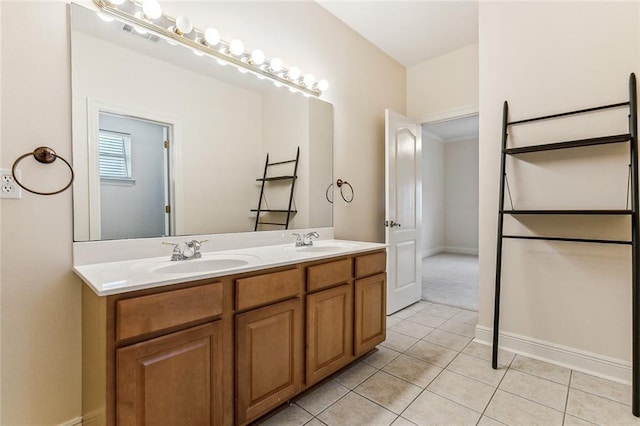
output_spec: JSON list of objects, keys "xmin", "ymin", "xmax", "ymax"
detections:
[
  {"xmin": 12, "ymin": 146, "xmax": 75, "ymax": 196},
  {"xmin": 325, "ymin": 183, "xmax": 334, "ymax": 204},
  {"xmin": 336, "ymin": 179, "xmax": 354, "ymax": 203}
]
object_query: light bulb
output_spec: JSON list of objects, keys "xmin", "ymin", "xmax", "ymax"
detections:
[
  {"xmin": 287, "ymin": 66, "xmax": 301, "ymax": 81},
  {"xmin": 97, "ymin": 12, "xmax": 114, "ymax": 22},
  {"xmin": 204, "ymin": 28, "xmax": 220, "ymax": 46},
  {"xmin": 175, "ymin": 16, "xmax": 193, "ymax": 35},
  {"xmin": 303, "ymin": 74, "xmax": 315, "ymax": 88},
  {"xmin": 142, "ymin": 0, "xmax": 162, "ymax": 19},
  {"xmin": 269, "ymin": 58, "xmax": 283, "ymax": 73},
  {"xmin": 229, "ymin": 39, "xmax": 245, "ymax": 57},
  {"xmin": 250, "ymin": 49, "xmax": 265, "ymax": 65},
  {"xmin": 317, "ymin": 79, "xmax": 329, "ymax": 92}
]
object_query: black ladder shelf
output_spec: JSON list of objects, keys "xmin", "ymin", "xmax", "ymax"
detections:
[
  {"xmin": 252, "ymin": 147, "xmax": 299, "ymax": 231},
  {"xmin": 493, "ymin": 73, "xmax": 639, "ymax": 417}
]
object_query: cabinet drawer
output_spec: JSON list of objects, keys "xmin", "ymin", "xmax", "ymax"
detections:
[
  {"xmin": 236, "ymin": 268, "xmax": 301, "ymax": 311},
  {"xmin": 116, "ymin": 282, "xmax": 223, "ymax": 341},
  {"xmin": 355, "ymin": 251, "xmax": 386, "ymax": 278},
  {"xmin": 307, "ymin": 258, "xmax": 352, "ymax": 292}
]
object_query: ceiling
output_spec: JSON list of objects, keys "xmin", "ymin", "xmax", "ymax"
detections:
[
  {"xmin": 423, "ymin": 114, "xmax": 478, "ymax": 141},
  {"xmin": 316, "ymin": 1, "xmax": 478, "ymax": 67}
]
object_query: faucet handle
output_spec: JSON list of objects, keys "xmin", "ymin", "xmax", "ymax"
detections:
[
  {"xmin": 162, "ymin": 242, "xmax": 183, "ymax": 261},
  {"xmin": 186, "ymin": 239, "xmax": 208, "ymax": 258},
  {"xmin": 304, "ymin": 231, "xmax": 319, "ymax": 245},
  {"xmin": 292, "ymin": 233, "xmax": 303, "ymax": 246}
]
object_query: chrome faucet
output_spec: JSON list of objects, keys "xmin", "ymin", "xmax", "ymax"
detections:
[
  {"xmin": 292, "ymin": 232, "xmax": 320, "ymax": 247},
  {"xmin": 162, "ymin": 240, "xmax": 208, "ymax": 261}
]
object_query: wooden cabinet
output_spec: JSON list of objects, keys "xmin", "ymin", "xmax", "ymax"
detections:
[
  {"xmin": 354, "ymin": 250, "xmax": 387, "ymax": 356},
  {"xmin": 81, "ymin": 249, "xmax": 386, "ymax": 426},
  {"xmin": 116, "ymin": 321, "xmax": 224, "ymax": 425},
  {"xmin": 235, "ymin": 298, "xmax": 303, "ymax": 424},
  {"xmin": 354, "ymin": 273, "xmax": 387, "ymax": 356},
  {"xmin": 306, "ymin": 283, "xmax": 353, "ymax": 385}
]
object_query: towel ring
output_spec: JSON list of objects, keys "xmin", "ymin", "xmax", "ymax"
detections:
[
  {"xmin": 12, "ymin": 146, "xmax": 75, "ymax": 196},
  {"xmin": 325, "ymin": 183, "xmax": 334, "ymax": 204},
  {"xmin": 336, "ymin": 179, "xmax": 354, "ymax": 203}
]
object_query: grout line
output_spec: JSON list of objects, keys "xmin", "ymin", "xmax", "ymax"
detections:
[
  {"xmin": 562, "ymin": 370, "xmax": 573, "ymax": 425},
  {"xmin": 476, "ymin": 347, "xmax": 515, "ymax": 424},
  {"xmin": 569, "ymin": 388, "xmax": 633, "ymax": 408},
  {"xmin": 497, "ymin": 388, "xmax": 566, "ymax": 414}
]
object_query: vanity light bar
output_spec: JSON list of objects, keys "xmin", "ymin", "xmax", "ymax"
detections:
[{"xmin": 93, "ymin": 0, "xmax": 329, "ymax": 97}]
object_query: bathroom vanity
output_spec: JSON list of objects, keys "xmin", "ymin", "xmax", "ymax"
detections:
[{"xmin": 77, "ymin": 241, "xmax": 386, "ymax": 425}]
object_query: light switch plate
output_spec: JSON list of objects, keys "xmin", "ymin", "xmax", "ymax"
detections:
[{"xmin": 0, "ymin": 169, "xmax": 22, "ymax": 199}]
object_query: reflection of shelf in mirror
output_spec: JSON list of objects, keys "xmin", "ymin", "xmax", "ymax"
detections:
[
  {"xmin": 250, "ymin": 209, "xmax": 298, "ymax": 213},
  {"xmin": 268, "ymin": 159, "xmax": 297, "ymax": 166},
  {"xmin": 256, "ymin": 176, "xmax": 297, "ymax": 182},
  {"xmin": 503, "ymin": 234, "xmax": 632, "ymax": 245},
  {"xmin": 504, "ymin": 133, "xmax": 631, "ymax": 154},
  {"xmin": 257, "ymin": 222, "xmax": 289, "ymax": 226},
  {"xmin": 502, "ymin": 209, "xmax": 632, "ymax": 215}
]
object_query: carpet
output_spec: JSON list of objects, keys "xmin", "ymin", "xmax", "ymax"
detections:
[{"xmin": 421, "ymin": 252, "xmax": 479, "ymax": 311}]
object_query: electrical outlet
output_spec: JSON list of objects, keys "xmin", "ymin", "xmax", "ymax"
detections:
[{"xmin": 0, "ymin": 169, "xmax": 21, "ymax": 199}]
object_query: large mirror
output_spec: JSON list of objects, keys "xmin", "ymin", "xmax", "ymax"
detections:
[{"xmin": 71, "ymin": 3, "xmax": 333, "ymax": 241}]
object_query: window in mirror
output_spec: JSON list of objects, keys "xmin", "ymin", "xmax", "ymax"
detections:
[{"xmin": 98, "ymin": 130, "xmax": 132, "ymax": 181}]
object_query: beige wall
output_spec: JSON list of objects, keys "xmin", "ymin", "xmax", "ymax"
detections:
[
  {"xmin": 407, "ymin": 43, "xmax": 478, "ymax": 119},
  {"xmin": 444, "ymin": 138, "xmax": 478, "ymax": 252},
  {"xmin": 1, "ymin": 3, "xmax": 81, "ymax": 425},
  {"xmin": 478, "ymin": 1, "xmax": 639, "ymax": 363},
  {"xmin": 421, "ymin": 130, "xmax": 445, "ymax": 255},
  {"xmin": 0, "ymin": 2, "xmax": 405, "ymax": 424}
]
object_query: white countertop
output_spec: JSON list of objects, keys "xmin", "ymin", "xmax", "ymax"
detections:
[{"xmin": 74, "ymin": 239, "xmax": 387, "ymax": 296}]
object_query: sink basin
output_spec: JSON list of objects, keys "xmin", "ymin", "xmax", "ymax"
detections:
[
  {"xmin": 152, "ymin": 254, "xmax": 258, "ymax": 274},
  {"xmin": 284, "ymin": 241, "xmax": 359, "ymax": 252}
]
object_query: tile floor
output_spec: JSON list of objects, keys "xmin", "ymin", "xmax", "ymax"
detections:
[{"xmin": 258, "ymin": 301, "xmax": 640, "ymax": 426}]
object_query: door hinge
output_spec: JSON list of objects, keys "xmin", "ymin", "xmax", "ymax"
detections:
[
  {"xmin": 164, "ymin": 140, "xmax": 169, "ymax": 149},
  {"xmin": 165, "ymin": 205, "xmax": 171, "ymax": 214}
]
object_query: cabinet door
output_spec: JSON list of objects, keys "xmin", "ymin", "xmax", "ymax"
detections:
[
  {"xmin": 116, "ymin": 321, "xmax": 224, "ymax": 426},
  {"xmin": 306, "ymin": 284, "xmax": 353, "ymax": 385},
  {"xmin": 235, "ymin": 298, "xmax": 302, "ymax": 425},
  {"xmin": 354, "ymin": 274, "xmax": 387, "ymax": 356}
]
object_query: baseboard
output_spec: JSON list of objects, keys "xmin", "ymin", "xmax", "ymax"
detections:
[
  {"xmin": 58, "ymin": 417, "xmax": 83, "ymax": 426},
  {"xmin": 422, "ymin": 247, "xmax": 445, "ymax": 258},
  {"xmin": 443, "ymin": 246, "xmax": 479, "ymax": 255},
  {"xmin": 475, "ymin": 325, "xmax": 631, "ymax": 385}
]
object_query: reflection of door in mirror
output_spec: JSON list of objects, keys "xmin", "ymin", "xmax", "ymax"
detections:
[{"xmin": 97, "ymin": 112, "xmax": 171, "ymax": 240}]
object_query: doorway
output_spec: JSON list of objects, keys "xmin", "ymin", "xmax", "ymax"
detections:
[
  {"xmin": 421, "ymin": 114, "xmax": 479, "ymax": 311},
  {"xmin": 97, "ymin": 112, "xmax": 172, "ymax": 240}
]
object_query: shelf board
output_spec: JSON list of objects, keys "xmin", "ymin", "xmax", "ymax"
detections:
[
  {"xmin": 251, "ymin": 209, "xmax": 297, "ymax": 213},
  {"xmin": 256, "ymin": 176, "xmax": 297, "ymax": 182},
  {"xmin": 257, "ymin": 221, "xmax": 288, "ymax": 226},
  {"xmin": 268, "ymin": 159, "xmax": 297, "ymax": 166},
  {"xmin": 502, "ymin": 209, "xmax": 632, "ymax": 215},
  {"xmin": 502, "ymin": 234, "xmax": 632, "ymax": 245},
  {"xmin": 504, "ymin": 133, "xmax": 631, "ymax": 154},
  {"xmin": 507, "ymin": 101, "xmax": 630, "ymax": 126}
]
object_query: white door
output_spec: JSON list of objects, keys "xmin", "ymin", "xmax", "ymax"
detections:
[{"xmin": 385, "ymin": 109, "xmax": 422, "ymax": 314}]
